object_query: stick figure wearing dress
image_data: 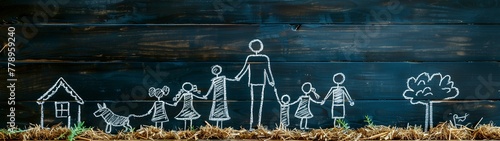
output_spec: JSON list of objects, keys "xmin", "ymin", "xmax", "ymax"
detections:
[
  {"xmin": 203, "ymin": 65, "xmax": 236, "ymax": 128},
  {"xmin": 323, "ymin": 73, "xmax": 354, "ymax": 127},
  {"xmin": 289, "ymin": 82, "xmax": 323, "ymax": 129},
  {"xmin": 173, "ymin": 82, "xmax": 205, "ymax": 130},
  {"xmin": 146, "ymin": 86, "xmax": 176, "ymax": 129}
]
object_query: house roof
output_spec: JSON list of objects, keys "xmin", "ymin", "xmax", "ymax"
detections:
[{"xmin": 37, "ymin": 77, "xmax": 84, "ymax": 105}]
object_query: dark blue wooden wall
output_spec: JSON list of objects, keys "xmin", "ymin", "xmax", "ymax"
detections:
[{"xmin": 1, "ymin": 0, "xmax": 500, "ymax": 132}]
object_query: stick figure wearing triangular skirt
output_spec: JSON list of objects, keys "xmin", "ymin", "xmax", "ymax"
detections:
[
  {"xmin": 203, "ymin": 65, "xmax": 236, "ymax": 128},
  {"xmin": 290, "ymin": 82, "xmax": 323, "ymax": 129},
  {"xmin": 323, "ymin": 73, "xmax": 354, "ymax": 127},
  {"xmin": 147, "ymin": 86, "xmax": 176, "ymax": 129},
  {"xmin": 173, "ymin": 82, "xmax": 205, "ymax": 130}
]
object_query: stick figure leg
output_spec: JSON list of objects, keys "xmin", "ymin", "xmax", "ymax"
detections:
[{"xmin": 250, "ymin": 85, "xmax": 264, "ymax": 130}]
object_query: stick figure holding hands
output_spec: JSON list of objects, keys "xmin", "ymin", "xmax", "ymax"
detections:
[
  {"xmin": 204, "ymin": 65, "xmax": 236, "ymax": 128},
  {"xmin": 147, "ymin": 86, "xmax": 176, "ymax": 129},
  {"xmin": 323, "ymin": 73, "xmax": 354, "ymax": 127},
  {"xmin": 173, "ymin": 82, "xmax": 205, "ymax": 130},
  {"xmin": 290, "ymin": 82, "xmax": 323, "ymax": 129},
  {"xmin": 278, "ymin": 94, "xmax": 292, "ymax": 129}
]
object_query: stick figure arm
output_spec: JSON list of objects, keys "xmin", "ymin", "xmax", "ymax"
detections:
[
  {"xmin": 165, "ymin": 101, "xmax": 176, "ymax": 106},
  {"xmin": 309, "ymin": 90, "xmax": 324, "ymax": 104},
  {"xmin": 273, "ymin": 88, "xmax": 282, "ymax": 104},
  {"xmin": 342, "ymin": 87, "xmax": 354, "ymax": 105},
  {"xmin": 289, "ymin": 97, "xmax": 301, "ymax": 105},
  {"xmin": 146, "ymin": 104, "xmax": 154, "ymax": 114},
  {"xmin": 264, "ymin": 56, "xmax": 275, "ymax": 86},
  {"xmin": 171, "ymin": 100, "xmax": 180, "ymax": 106},
  {"xmin": 311, "ymin": 97, "xmax": 323, "ymax": 104},
  {"xmin": 323, "ymin": 87, "xmax": 335, "ymax": 102},
  {"xmin": 202, "ymin": 83, "xmax": 214, "ymax": 99},
  {"xmin": 226, "ymin": 78, "xmax": 237, "ymax": 81},
  {"xmin": 193, "ymin": 92, "xmax": 207, "ymax": 99},
  {"xmin": 172, "ymin": 94, "xmax": 182, "ymax": 106},
  {"xmin": 235, "ymin": 56, "xmax": 251, "ymax": 81}
]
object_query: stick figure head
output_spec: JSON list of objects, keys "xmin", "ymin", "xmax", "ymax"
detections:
[
  {"xmin": 182, "ymin": 82, "xmax": 194, "ymax": 92},
  {"xmin": 301, "ymin": 82, "xmax": 313, "ymax": 95},
  {"xmin": 211, "ymin": 65, "xmax": 222, "ymax": 75},
  {"xmin": 162, "ymin": 85, "xmax": 170, "ymax": 96},
  {"xmin": 248, "ymin": 39, "xmax": 264, "ymax": 54},
  {"xmin": 281, "ymin": 94, "xmax": 290, "ymax": 104},
  {"xmin": 333, "ymin": 73, "xmax": 345, "ymax": 85},
  {"xmin": 149, "ymin": 86, "xmax": 170, "ymax": 99}
]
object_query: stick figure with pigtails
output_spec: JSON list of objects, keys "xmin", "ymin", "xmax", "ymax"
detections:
[
  {"xmin": 146, "ymin": 86, "xmax": 177, "ymax": 129},
  {"xmin": 277, "ymin": 82, "xmax": 323, "ymax": 130},
  {"xmin": 172, "ymin": 82, "xmax": 206, "ymax": 130}
]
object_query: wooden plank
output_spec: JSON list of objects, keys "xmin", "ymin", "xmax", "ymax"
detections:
[
  {"xmin": 2, "ymin": 0, "xmax": 500, "ymax": 24},
  {"xmin": 2, "ymin": 100, "xmax": 499, "ymax": 131},
  {"xmin": 2, "ymin": 24, "xmax": 500, "ymax": 62},
  {"xmin": 1, "ymin": 62, "xmax": 499, "ymax": 102}
]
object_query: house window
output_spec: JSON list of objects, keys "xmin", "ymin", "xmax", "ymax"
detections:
[{"xmin": 54, "ymin": 102, "xmax": 70, "ymax": 118}]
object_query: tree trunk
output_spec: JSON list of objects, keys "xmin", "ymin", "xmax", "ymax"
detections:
[
  {"xmin": 425, "ymin": 102, "xmax": 430, "ymax": 132},
  {"xmin": 429, "ymin": 101, "xmax": 433, "ymax": 130}
]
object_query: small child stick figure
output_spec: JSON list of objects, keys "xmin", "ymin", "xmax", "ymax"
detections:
[{"xmin": 278, "ymin": 94, "xmax": 292, "ymax": 129}]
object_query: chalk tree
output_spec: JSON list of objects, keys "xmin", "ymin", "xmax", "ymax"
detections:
[{"xmin": 403, "ymin": 72, "xmax": 459, "ymax": 131}]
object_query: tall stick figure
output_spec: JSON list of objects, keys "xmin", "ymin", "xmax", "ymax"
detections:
[
  {"xmin": 323, "ymin": 73, "xmax": 354, "ymax": 127},
  {"xmin": 235, "ymin": 39, "xmax": 277, "ymax": 129},
  {"xmin": 204, "ymin": 65, "xmax": 236, "ymax": 128}
]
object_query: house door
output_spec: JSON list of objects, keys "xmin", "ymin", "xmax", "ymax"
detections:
[{"xmin": 54, "ymin": 102, "xmax": 71, "ymax": 128}]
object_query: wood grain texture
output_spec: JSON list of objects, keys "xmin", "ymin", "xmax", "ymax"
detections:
[
  {"xmin": 1, "ymin": 0, "xmax": 500, "ymax": 132},
  {"xmin": 2, "ymin": 0, "xmax": 500, "ymax": 24},
  {"xmin": 1, "ymin": 24, "xmax": 499, "ymax": 62},
  {"xmin": 1, "ymin": 62, "xmax": 499, "ymax": 101}
]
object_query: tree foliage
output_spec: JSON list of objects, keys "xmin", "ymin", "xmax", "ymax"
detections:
[{"xmin": 403, "ymin": 72, "xmax": 459, "ymax": 105}]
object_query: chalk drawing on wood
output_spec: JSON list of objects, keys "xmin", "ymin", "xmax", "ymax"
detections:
[
  {"xmin": 234, "ymin": 39, "xmax": 278, "ymax": 129},
  {"xmin": 275, "ymin": 87, "xmax": 297, "ymax": 129},
  {"xmin": 173, "ymin": 82, "xmax": 205, "ymax": 130},
  {"xmin": 147, "ymin": 86, "xmax": 176, "ymax": 129},
  {"xmin": 37, "ymin": 77, "xmax": 84, "ymax": 128},
  {"xmin": 94, "ymin": 103, "xmax": 150, "ymax": 133},
  {"xmin": 403, "ymin": 72, "xmax": 459, "ymax": 131},
  {"xmin": 203, "ymin": 65, "xmax": 236, "ymax": 128},
  {"xmin": 291, "ymin": 82, "xmax": 323, "ymax": 130},
  {"xmin": 323, "ymin": 73, "xmax": 354, "ymax": 127},
  {"xmin": 278, "ymin": 94, "xmax": 292, "ymax": 129},
  {"xmin": 451, "ymin": 113, "xmax": 469, "ymax": 128}
]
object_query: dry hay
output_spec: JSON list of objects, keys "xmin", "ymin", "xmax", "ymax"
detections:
[
  {"xmin": 357, "ymin": 125, "xmax": 425, "ymax": 140},
  {"xmin": 270, "ymin": 127, "xmax": 308, "ymax": 140},
  {"xmin": 309, "ymin": 128, "xmax": 361, "ymax": 141},
  {"xmin": 427, "ymin": 121, "xmax": 473, "ymax": 140},
  {"xmin": 131, "ymin": 125, "xmax": 177, "ymax": 140},
  {"xmin": 12, "ymin": 124, "xmax": 71, "ymax": 140},
  {"xmin": 236, "ymin": 125, "xmax": 272, "ymax": 139},
  {"xmin": 472, "ymin": 122, "xmax": 500, "ymax": 139},
  {"xmin": 8, "ymin": 121, "xmax": 500, "ymax": 140},
  {"xmin": 76, "ymin": 128, "xmax": 113, "ymax": 140},
  {"xmin": 194, "ymin": 121, "xmax": 237, "ymax": 139}
]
